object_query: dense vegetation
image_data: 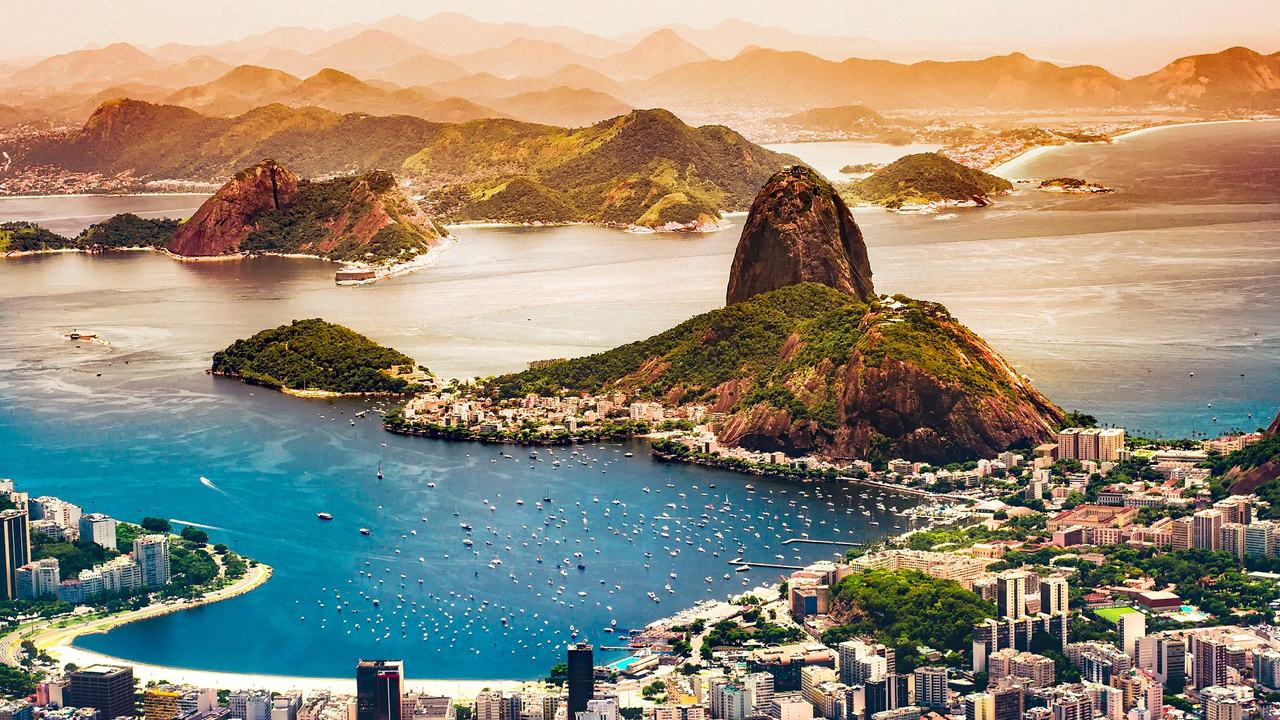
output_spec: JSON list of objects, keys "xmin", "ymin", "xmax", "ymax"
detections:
[
  {"xmin": 0, "ymin": 215, "xmax": 181, "ymax": 254},
  {"xmin": 841, "ymin": 153, "xmax": 1013, "ymax": 207},
  {"xmin": 820, "ymin": 569, "xmax": 995, "ymax": 656},
  {"xmin": 238, "ymin": 170, "xmax": 443, "ymax": 263},
  {"xmin": 212, "ymin": 319, "xmax": 428, "ymax": 394},
  {"xmin": 490, "ymin": 283, "xmax": 1024, "ymax": 408}
]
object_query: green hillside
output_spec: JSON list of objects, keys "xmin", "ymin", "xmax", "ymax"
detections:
[
  {"xmin": 211, "ymin": 319, "xmax": 428, "ymax": 394},
  {"xmin": 843, "ymin": 152, "xmax": 1013, "ymax": 207}
]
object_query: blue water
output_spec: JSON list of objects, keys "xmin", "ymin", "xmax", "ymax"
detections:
[{"xmin": 1, "ymin": 121, "xmax": 1279, "ymax": 677}]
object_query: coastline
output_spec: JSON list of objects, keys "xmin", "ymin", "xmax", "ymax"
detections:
[{"xmin": 46, "ymin": 645, "xmax": 521, "ymax": 698}]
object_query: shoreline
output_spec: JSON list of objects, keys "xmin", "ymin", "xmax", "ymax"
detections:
[
  {"xmin": 47, "ymin": 645, "xmax": 523, "ymax": 698},
  {"xmin": 0, "ymin": 192, "xmax": 214, "ymax": 200},
  {"xmin": 990, "ymin": 117, "xmax": 1280, "ymax": 177}
]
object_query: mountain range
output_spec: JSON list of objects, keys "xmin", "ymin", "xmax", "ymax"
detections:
[{"xmin": 2, "ymin": 13, "xmax": 1279, "ymax": 131}]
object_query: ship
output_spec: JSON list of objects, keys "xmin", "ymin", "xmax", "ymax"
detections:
[{"xmin": 317, "ymin": 512, "xmax": 333, "ymax": 520}]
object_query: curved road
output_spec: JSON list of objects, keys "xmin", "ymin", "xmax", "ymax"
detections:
[{"xmin": 0, "ymin": 562, "xmax": 271, "ymax": 667}]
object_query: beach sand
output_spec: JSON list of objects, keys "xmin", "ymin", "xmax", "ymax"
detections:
[{"xmin": 50, "ymin": 645, "xmax": 525, "ymax": 698}]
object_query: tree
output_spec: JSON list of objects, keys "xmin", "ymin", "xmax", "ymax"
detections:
[
  {"xmin": 141, "ymin": 517, "xmax": 172, "ymax": 533},
  {"xmin": 213, "ymin": 543, "xmax": 229, "ymax": 555},
  {"xmin": 180, "ymin": 526, "xmax": 209, "ymax": 545},
  {"xmin": 545, "ymin": 663, "xmax": 568, "ymax": 686}
]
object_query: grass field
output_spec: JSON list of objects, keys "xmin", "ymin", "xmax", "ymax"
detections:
[{"xmin": 1094, "ymin": 606, "xmax": 1138, "ymax": 625}]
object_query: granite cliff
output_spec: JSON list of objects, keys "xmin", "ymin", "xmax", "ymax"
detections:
[
  {"xmin": 167, "ymin": 159, "xmax": 448, "ymax": 263},
  {"xmin": 727, "ymin": 166, "xmax": 874, "ymax": 304}
]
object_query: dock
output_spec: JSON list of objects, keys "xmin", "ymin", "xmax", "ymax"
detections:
[
  {"xmin": 728, "ymin": 558, "xmax": 806, "ymax": 570},
  {"xmin": 780, "ymin": 538, "xmax": 861, "ymax": 547}
]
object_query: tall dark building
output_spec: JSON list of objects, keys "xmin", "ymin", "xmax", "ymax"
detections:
[
  {"xmin": 68, "ymin": 664, "xmax": 135, "ymax": 719},
  {"xmin": 864, "ymin": 674, "xmax": 911, "ymax": 718},
  {"xmin": 0, "ymin": 509, "xmax": 30, "ymax": 600},
  {"xmin": 357, "ymin": 660, "xmax": 404, "ymax": 720},
  {"xmin": 567, "ymin": 643, "xmax": 594, "ymax": 718}
]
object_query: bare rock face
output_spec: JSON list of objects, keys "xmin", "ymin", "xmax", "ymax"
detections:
[
  {"xmin": 727, "ymin": 165, "xmax": 874, "ymax": 305},
  {"xmin": 169, "ymin": 159, "xmax": 298, "ymax": 256},
  {"xmin": 1270, "ymin": 409, "xmax": 1280, "ymax": 435}
]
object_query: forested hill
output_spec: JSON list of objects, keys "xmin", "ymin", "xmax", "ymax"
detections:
[
  {"xmin": 842, "ymin": 153, "xmax": 1013, "ymax": 207},
  {"xmin": 12, "ymin": 100, "xmax": 796, "ymax": 229},
  {"xmin": 211, "ymin": 319, "xmax": 429, "ymax": 395}
]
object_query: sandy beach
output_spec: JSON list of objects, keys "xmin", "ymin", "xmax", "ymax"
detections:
[{"xmin": 48, "ymin": 645, "xmax": 521, "ymax": 698}]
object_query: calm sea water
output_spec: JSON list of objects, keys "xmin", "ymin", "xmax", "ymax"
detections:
[{"xmin": 0, "ymin": 122, "xmax": 1278, "ymax": 677}]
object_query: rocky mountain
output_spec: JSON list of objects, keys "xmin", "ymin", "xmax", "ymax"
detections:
[
  {"xmin": 168, "ymin": 159, "xmax": 447, "ymax": 263},
  {"xmin": 727, "ymin": 167, "xmax": 874, "ymax": 305},
  {"xmin": 305, "ymin": 30, "xmax": 431, "ymax": 75},
  {"xmin": 1270, "ymin": 409, "xmax": 1280, "ymax": 436},
  {"xmin": 492, "ymin": 164, "xmax": 1062, "ymax": 463},
  {"xmin": 843, "ymin": 153, "xmax": 1013, "ymax": 207},
  {"xmin": 1136, "ymin": 46, "xmax": 1280, "ymax": 108}
]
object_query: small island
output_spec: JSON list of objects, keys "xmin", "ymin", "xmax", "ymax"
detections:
[
  {"xmin": 211, "ymin": 319, "xmax": 431, "ymax": 396},
  {"xmin": 1037, "ymin": 176, "xmax": 1115, "ymax": 193},
  {"xmin": 840, "ymin": 152, "xmax": 1013, "ymax": 210}
]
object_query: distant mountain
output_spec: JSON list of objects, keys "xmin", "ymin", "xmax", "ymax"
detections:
[
  {"xmin": 127, "ymin": 56, "xmax": 235, "ymax": 89},
  {"xmin": 637, "ymin": 49, "xmax": 1129, "ymax": 113},
  {"xmin": 426, "ymin": 66, "xmax": 632, "ymax": 107},
  {"xmin": 369, "ymin": 54, "xmax": 471, "ymax": 88},
  {"xmin": 1137, "ymin": 46, "xmax": 1280, "ymax": 107},
  {"xmin": 368, "ymin": 12, "xmax": 626, "ymax": 58},
  {"xmin": 13, "ymin": 101, "xmax": 788, "ymax": 230},
  {"xmin": 539, "ymin": 65, "xmax": 630, "ymax": 99},
  {"xmin": 454, "ymin": 39, "xmax": 599, "ymax": 79},
  {"xmin": 844, "ymin": 153, "xmax": 1013, "ymax": 206},
  {"xmin": 167, "ymin": 65, "xmax": 303, "ymax": 116},
  {"xmin": 616, "ymin": 18, "xmax": 882, "ymax": 61},
  {"xmin": 777, "ymin": 105, "xmax": 890, "ymax": 131},
  {"xmin": 164, "ymin": 67, "xmax": 501, "ymax": 122},
  {"xmin": 417, "ymin": 108, "xmax": 798, "ymax": 228},
  {"xmin": 593, "ymin": 29, "xmax": 712, "ymax": 80},
  {"xmin": 3, "ymin": 43, "xmax": 161, "ymax": 89},
  {"xmin": 483, "ymin": 87, "xmax": 632, "ymax": 128},
  {"xmin": 305, "ymin": 30, "xmax": 432, "ymax": 75}
]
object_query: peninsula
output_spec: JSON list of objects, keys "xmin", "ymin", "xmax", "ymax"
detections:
[{"xmin": 839, "ymin": 152, "xmax": 1013, "ymax": 209}]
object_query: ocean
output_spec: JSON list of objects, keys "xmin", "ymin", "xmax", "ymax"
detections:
[{"xmin": 0, "ymin": 120, "xmax": 1277, "ymax": 677}]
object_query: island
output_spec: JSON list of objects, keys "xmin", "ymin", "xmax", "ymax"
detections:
[
  {"xmin": 1037, "ymin": 176, "xmax": 1115, "ymax": 193},
  {"xmin": 211, "ymin": 319, "xmax": 431, "ymax": 396},
  {"xmin": 839, "ymin": 152, "xmax": 1013, "ymax": 210}
]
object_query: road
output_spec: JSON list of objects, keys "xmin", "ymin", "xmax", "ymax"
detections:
[{"xmin": 0, "ymin": 560, "xmax": 271, "ymax": 668}]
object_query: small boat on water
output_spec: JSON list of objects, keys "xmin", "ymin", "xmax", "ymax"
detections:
[
  {"xmin": 376, "ymin": 462, "xmax": 383, "ymax": 480},
  {"xmin": 317, "ymin": 512, "xmax": 333, "ymax": 520},
  {"xmin": 359, "ymin": 528, "xmax": 371, "ymax": 536}
]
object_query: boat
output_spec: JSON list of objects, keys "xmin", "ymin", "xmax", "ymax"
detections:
[
  {"xmin": 624, "ymin": 452, "xmax": 633, "ymax": 457},
  {"xmin": 359, "ymin": 528, "xmax": 371, "ymax": 536},
  {"xmin": 427, "ymin": 482, "xmax": 436, "ymax": 488},
  {"xmin": 735, "ymin": 565, "xmax": 750, "ymax": 572},
  {"xmin": 317, "ymin": 512, "xmax": 333, "ymax": 520},
  {"xmin": 376, "ymin": 462, "xmax": 383, "ymax": 480},
  {"xmin": 460, "ymin": 523, "xmax": 472, "ymax": 530}
]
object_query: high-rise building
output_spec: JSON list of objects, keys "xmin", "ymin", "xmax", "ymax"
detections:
[
  {"xmin": 272, "ymin": 695, "xmax": 301, "ymax": 720},
  {"xmin": 1201, "ymin": 688, "xmax": 1243, "ymax": 720},
  {"xmin": 1152, "ymin": 636, "xmax": 1185, "ymax": 692},
  {"xmin": 863, "ymin": 675, "xmax": 910, "ymax": 718},
  {"xmin": 1220, "ymin": 523, "xmax": 1247, "ymax": 560},
  {"xmin": 357, "ymin": 661, "xmax": 404, "ymax": 720},
  {"xmin": 1170, "ymin": 518, "xmax": 1193, "ymax": 551},
  {"xmin": 78, "ymin": 513, "xmax": 117, "ymax": 551},
  {"xmin": 134, "ymin": 535, "xmax": 171, "ymax": 587},
  {"xmin": 1051, "ymin": 694, "xmax": 1090, "ymax": 720},
  {"xmin": 68, "ymin": 665, "xmax": 135, "ymax": 720},
  {"xmin": 744, "ymin": 673, "xmax": 775, "ymax": 712},
  {"xmin": 997, "ymin": 571, "xmax": 1028, "ymax": 620},
  {"xmin": 567, "ymin": 644, "xmax": 594, "ymax": 719},
  {"xmin": 1245, "ymin": 521, "xmax": 1277, "ymax": 558},
  {"xmin": 0, "ymin": 509, "xmax": 30, "ymax": 600},
  {"xmin": 1117, "ymin": 613, "xmax": 1146, "ymax": 659},
  {"xmin": 1192, "ymin": 636, "xmax": 1227, "ymax": 690},
  {"xmin": 1145, "ymin": 680, "xmax": 1164, "ymax": 720},
  {"xmin": 912, "ymin": 668, "xmax": 947, "ymax": 709},
  {"xmin": 709, "ymin": 684, "xmax": 750, "ymax": 720},
  {"xmin": 1192, "ymin": 510, "xmax": 1223, "ymax": 551},
  {"xmin": 1255, "ymin": 650, "xmax": 1280, "ymax": 692},
  {"xmin": 1040, "ymin": 578, "xmax": 1069, "ymax": 616},
  {"xmin": 476, "ymin": 692, "xmax": 519, "ymax": 720},
  {"xmin": 229, "ymin": 691, "xmax": 273, "ymax": 720},
  {"xmin": 15, "ymin": 557, "xmax": 59, "ymax": 599}
]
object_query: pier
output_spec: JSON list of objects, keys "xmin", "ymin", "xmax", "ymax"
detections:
[
  {"xmin": 780, "ymin": 538, "xmax": 861, "ymax": 547},
  {"xmin": 728, "ymin": 558, "xmax": 806, "ymax": 570}
]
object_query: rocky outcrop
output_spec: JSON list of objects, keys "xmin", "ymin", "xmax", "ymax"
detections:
[
  {"xmin": 167, "ymin": 160, "xmax": 446, "ymax": 263},
  {"xmin": 1269, "ymin": 408, "xmax": 1280, "ymax": 435},
  {"xmin": 169, "ymin": 159, "xmax": 297, "ymax": 256},
  {"xmin": 726, "ymin": 165, "xmax": 874, "ymax": 305}
]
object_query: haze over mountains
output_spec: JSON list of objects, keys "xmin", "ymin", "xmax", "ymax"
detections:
[{"xmin": 2, "ymin": 11, "xmax": 1279, "ymax": 132}]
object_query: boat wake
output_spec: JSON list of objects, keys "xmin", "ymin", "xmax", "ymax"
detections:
[{"xmin": 170, "ymin": 518, "xmax": 227, "ymax": 532}]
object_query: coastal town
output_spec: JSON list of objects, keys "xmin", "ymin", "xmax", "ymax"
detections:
[{"xmin": 7, "ymin": 409, "xmax": 1280, "ymax": 720}]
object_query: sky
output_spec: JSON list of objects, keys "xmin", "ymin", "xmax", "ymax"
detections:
[{"xmin": 5, "ymin": 0, "xmax": 1279, "ymax": 73}]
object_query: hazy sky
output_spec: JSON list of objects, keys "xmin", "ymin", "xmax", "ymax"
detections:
[{"xmin": 6, "ymin": 0, "xmax": 1279, "ymax": 71}]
